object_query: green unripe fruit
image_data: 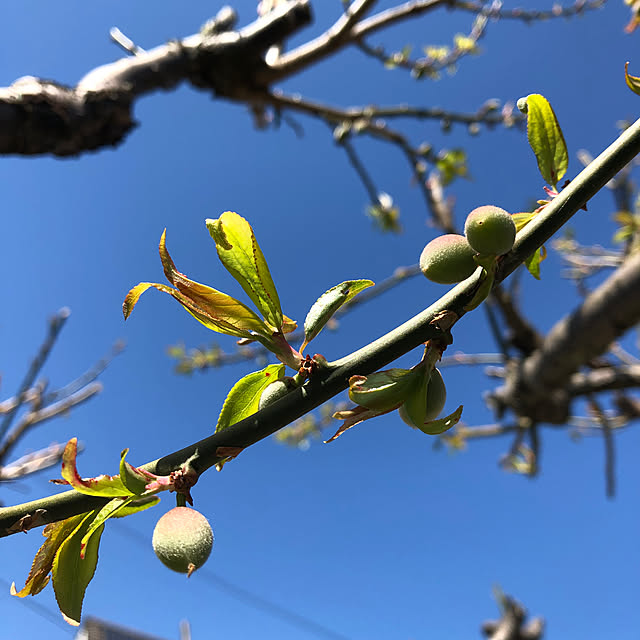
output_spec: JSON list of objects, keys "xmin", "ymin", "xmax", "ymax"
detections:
[
  {"xmin": 349, "ymin": 368, "xmax": 417, "ymax": 411},
  {"xmin": 464, "ymin": 205, "xmax": 516, "ymax": 256},
  {"xmin": 259, "ymin": 379, "xmax": 290, "ymax": 410},
  {"xmin": 399, "ymin": 368, "xmax": 447, "ymax": 427},
  {"xmin": 152, "ymin": 507, "xmax": 213, "ymax": 575},
  {"xmin": 419, "ymin": 234, "xmax": 477, "ymax": 284}
]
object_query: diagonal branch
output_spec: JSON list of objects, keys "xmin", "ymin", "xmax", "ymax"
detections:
[{"xmin": 2, "ymin": 114, "xmax": 639, "ymax": 536}]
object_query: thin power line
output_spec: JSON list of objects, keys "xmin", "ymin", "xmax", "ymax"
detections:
[
  {"xmin": 114, "ymin": 521, "xmax": 352, "ymax": 640},
  {"xmin": 0, "ymin": 576, "xmax": 75, "ymax": 636}
]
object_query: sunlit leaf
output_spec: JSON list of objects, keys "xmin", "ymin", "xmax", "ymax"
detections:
[
  {"xmin": 123, "ymin": 232, "xmax": 272, "ymax": 339},
  {"xmin": 524, "ymin": 246, "xmax": 546, "ymax": 280},
  {"xmin": 111, "ymin": 495, "xmax": 160, "ymax": 517},
  {"xmin": 79, "ymin": 497, "xmax": 143, "ymax": 556},
  {"xmin": 59, "ymin": 439, "xmax": 131, "ymax": 497},
  {"xmin": 52, "ymin": 510, "xmax": 104, "ymax": 626},
  {"xmin": 159, "ymin": 230, "xmax": 271, "ymax": 337},
  {"xmin": 435, "ymin": 148, "xmax": 468, "ymax": 186},
  {"xmin": 11, "ymin": 514, "xmax": 86, "ymax": 598},
  {"xmin": 216, "ymin": 364, "xmax": 286, "ymax": 434},
  {"xmin": 119, "ymin": 449, "xmax": 154, "ymax": 495},
  {"xmin": 511, "ymin": 211, "xmax": 538, "ymax": 232},
  {"xmin": 302, "ymin": 279, "xmax": 374, "ymax": 351},
  {"xmin": 415, "ymin": 405, "xmax": 463, "ymax": 435},
  {"xmin": 519, "ymin": 94, "xmax": 568, "ymax": 188},
  {"xmin": 206, "ymin": 212, "xmax": 284, "ymax": 331},
  {"xmin": 625, "ymin": 62, "xmax": 640, "ymax": 95}
]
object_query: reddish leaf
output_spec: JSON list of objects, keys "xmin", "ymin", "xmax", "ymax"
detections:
[{"xmin": 58, "ymin": 439, "xmax": 131, "ymax": 497}]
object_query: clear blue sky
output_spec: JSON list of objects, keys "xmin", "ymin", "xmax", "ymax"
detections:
[{"xmin": 2, "ymin": 1, "xmax": 639, "ymax": 638}]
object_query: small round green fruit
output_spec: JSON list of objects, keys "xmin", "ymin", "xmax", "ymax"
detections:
[
  {"xmin": 399, "ymin": 368, "xmax": 447, "ymax": 427},
  {"xmin": 464, "ymin": 205, "xmax": 516, "ymax": 256},
  {"xmin": 152, "ymin": 507, "xmax": 213, "ymax": 575},
  {"xmin": 419, "ymin": 234, "xmax": 477, "ymax": 284},
  {"xmin": 259, "ymin": 379, "xmax": 290, "ymax": 410}
]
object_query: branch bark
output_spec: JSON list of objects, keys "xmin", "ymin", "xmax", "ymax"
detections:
[
  {"xmin": 494, "ymin": 250, "xmax": 640, "ymax": 423},
  {"xmin": 0, "ymin": 1, "xmax": 311, "ymax": 156}
]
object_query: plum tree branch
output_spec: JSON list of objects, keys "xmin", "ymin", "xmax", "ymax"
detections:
[{"xmin": 2, "ymin": 114, "xmax": 640, "ymax": 537}]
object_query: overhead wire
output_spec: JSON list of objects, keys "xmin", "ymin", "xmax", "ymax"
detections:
[
  {"xmin": 0, "ymin": 576, "xmax": 75, "ymax": 636},
  {"xmin": 114, "ymin": 520, "xmax": 352, "ymax": 640}
]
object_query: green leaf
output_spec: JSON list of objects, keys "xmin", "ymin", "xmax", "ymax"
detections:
[
  {"xmin": 79, "ymin": 497, "xmax": 140, "ymax": 555},
  {"xmin": 625, "ymin": 62, "xmax": 640, "ymax": 96},
  {"xmin": 11, "ymin": 514, "xmax": 87, "ymax": 598},
  {"xmin": 52, "ymin": 510, "xmax": 104, "ymax": 626},
  {"xmin": 416, "ymin": 405, "xmax": 463, "ymax": 435},
  {"xmin": 111, "ymin": 495, "xmax": 160, "ymax": 517},
  {"xmin": 511, "ymin": 211, "xmax": 538, "ymax": 232},
  {"xmin": 302, "ymin": 279, "xmax": 374, "ymax": 351},
  {"xmin": 435, "ymin": 148, "xmax": 468, "ymax": 186},
  {"xmin": 119, "ymin": 449, "xmax": 153, "ymax": 495},
  {"xmin": 519, "ymin": 94, "xmax": 568, "ymax": 189},
  {"xmin": 123, "ymin": 231, "xmax": 271, "ymax": 339},
  {"xmin": 216, "ymin": 364, "xmax": 285, "ymax": 434},
  {"xmin": 60, "ymin": 439, "xmax": 132, "ymax": 498},
  {"xmin": 524, "ymin": 245, "xmax": 547, "ymax": 280},
  {"xmin": 206, "ymin": 212, "xmax": 284, "ymax": 332}
]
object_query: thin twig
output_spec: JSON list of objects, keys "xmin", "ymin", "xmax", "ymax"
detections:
[
  {"xmin": 586, "ymin": 394, "xmax": 616, "ymax": 498},
  {"xmin": 0, "ymin": 308, "xmax": 70, "ymax": 443},
  {"xmin": 341, "ymin": 137, "xmax": 380, "ymax": 204},
  {"xmin": 0, "ymin": 383, "xmax": 102, "ymax": 465}
]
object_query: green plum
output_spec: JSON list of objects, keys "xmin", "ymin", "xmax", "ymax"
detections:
[{"xmin": 419, "ymin": 234, "xmax": 478, "ymax": 284}]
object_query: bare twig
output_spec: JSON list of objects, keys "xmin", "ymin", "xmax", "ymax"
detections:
[
  {"xmin": 0, "ymin": 383, "xmax": 102, "ymax": 465},
  {"xmin": 0, "ymin": 444, "xmax": 68, "ymax": 482},
  {"xmin": 0, "ymin": 309, "xmax": 70, "ymax": 443},
  {"xmin": 586, "ymin": 394, "xmax": 616, "ymax": 498}
]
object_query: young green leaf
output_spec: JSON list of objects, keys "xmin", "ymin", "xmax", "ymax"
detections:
[
  {"xmin": 302, "ymin": 279, "xmax": 374, "ymax": 351},
  {"xmin": 52, "ymin": 510, "xmax": 104, "ymax": 626},
  {"xmin": 119, "ymin": 448, "xmax": 154, "ymax": 495},
  {"xmin": 216, "ymin": 364, "xmax": 285, "ymax": 434},
  {"xmin": 79, "ymin": 498, "xmax": 136, "ymax": 558},
  {"xmin": 519, "ymin": 94, "xmax": 568, "ymax": 189},
  {"xmin": 524, "ymin": 245, "xmax": 547, "ymax": 280},
  {"xmin": 625, "ymin": 62, "xmax": 640, "ymax": 96},
  {"xmin": 511, "ymin": 211, "xmax": 538, "ymax": 232},
  {"xmin": 124, "ymin": 231, "xmax": 271, "ymax": 339},
  {"xmin": 111, "ymin": 495, "xmax": 160, "ymax": 517},
  {"xmin": 415, "ymin": 405, "xmax": 463, "ymax": 435},
  {"xmin": 11, "ymin": 514, "xmax": 87, "ymax": 598},
  {"xmin": 59, "ymin": 439, "xmax": 132, "ymax": 498},
  {"xmin": 206, "ymin": 212, "xmax": 284, "ymax": 332}
]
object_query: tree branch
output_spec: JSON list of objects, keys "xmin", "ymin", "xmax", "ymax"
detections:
[
  {"xmin": 0, "ymin": 1, "xmax": 311, "ymax": 156},
  {"xmin": 0, "ymin": 309, "xmax": 69, "ymax": 443},
  {"xmin": 2, "ymin": 114, "xmax": 640, "ymax": 536}
]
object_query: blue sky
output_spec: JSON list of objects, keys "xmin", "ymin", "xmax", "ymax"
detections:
[{"xmin": 2, "ymin": 1, "xmax": 640, "ymax": 638}]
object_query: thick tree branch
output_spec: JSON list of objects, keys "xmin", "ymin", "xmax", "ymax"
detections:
[
  {"xmin": 0, "ymin": 1, "xmax": 311, "ymax": 156},
  {"xmin": 495, "ymin": 250, "xmax": 640, "ymax": 423}
]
